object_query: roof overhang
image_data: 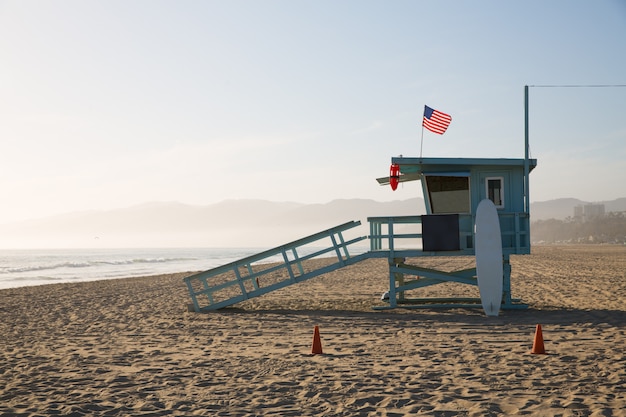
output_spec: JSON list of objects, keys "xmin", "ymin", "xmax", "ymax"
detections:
[{"xmin": 376, "ymin": 157, "xmax": 537, "ymax": 186}]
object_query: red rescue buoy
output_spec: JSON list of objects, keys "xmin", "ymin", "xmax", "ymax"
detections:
[{"xmin": 389, "ymin": 163, "xmax": 400, "ymax": 191}]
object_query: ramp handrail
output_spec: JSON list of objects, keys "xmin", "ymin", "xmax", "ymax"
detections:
[{"xmin": 184, "ymin": 220, "xmax": 368, "ymax": 312}]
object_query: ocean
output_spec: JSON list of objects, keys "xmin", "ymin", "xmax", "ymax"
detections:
[{"xmin": 0, "ymin": 247, "xmax": 280, "ymax": 290}]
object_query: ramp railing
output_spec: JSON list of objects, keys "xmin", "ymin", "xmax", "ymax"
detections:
[{"xmin": 184, "ymin": 221, "xmax": 369, "ymax": 312}]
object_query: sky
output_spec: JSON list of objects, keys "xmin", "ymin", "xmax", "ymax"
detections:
[{"xmin": 1, "ymin": 0, "xmax": 625, "ymax": 224}]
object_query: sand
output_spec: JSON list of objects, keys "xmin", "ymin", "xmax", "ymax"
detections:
[{"xmin": 1, "ymin": 245, "xmax": 626, "ymax": 416}]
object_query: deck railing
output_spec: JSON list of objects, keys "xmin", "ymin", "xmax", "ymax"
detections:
[{"xmin": 368, "ymin": 213, "xmax": 530, "ymax": 256}]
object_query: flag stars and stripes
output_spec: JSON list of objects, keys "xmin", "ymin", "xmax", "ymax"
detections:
[{"xmin": 422, "ymin": 105, "xmax": 452, "ymax": 134}]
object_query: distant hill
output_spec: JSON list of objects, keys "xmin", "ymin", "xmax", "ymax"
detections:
[
  {"xmin": 1, "ymin": 197, "xmax": 624, "ymax": 248},
  {"xmin": 605, "ymin": 198, "xmax": 626, "ymax": 213},
  {"xmin": 530, "ymin": 198, "xmax": 586, "ymax": 220},
  {"xmin": 0, "ymin": 198, "xmax": 425, "ymax": 249}
]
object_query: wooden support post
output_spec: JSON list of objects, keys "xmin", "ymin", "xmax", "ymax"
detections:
[
  {"xmin": 502, "ymin": 255, "xmax": 512, "ymax": 306},
  {"xmin": 393, "ymin": 257, "xmax": 406, "ymax": 302}
]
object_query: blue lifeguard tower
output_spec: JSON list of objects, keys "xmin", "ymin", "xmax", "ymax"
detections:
[
  {"xmin": 370, "ymin": 156, "xmax": 537, "ymax": 309},
  {"xmin": 184, "ymin": 91, "xmax": 537, "ymax": 313},
  {"xmin": 183, "ymin": 155, "xmax": 536, "ymax": 312}
]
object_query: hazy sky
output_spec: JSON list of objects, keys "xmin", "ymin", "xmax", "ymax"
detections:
[{"xmin": 1, "ymin": 0, "xmax": 625, "ymax": 224}]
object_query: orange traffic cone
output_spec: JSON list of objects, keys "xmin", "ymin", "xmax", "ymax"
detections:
[
  {"xmin": 531, "ymin": 324, "xmax": 546, "ymax": 354},
  {"xmin": 311, "ymin": 325, "xmax": 323, "ymax": 355}
]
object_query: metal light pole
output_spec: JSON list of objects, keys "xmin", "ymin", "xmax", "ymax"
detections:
[{"xmin": 524, "ymin": 85, "xmax": 530, "ymax": 214}]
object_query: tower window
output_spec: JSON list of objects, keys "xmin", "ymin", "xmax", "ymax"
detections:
[
  {"xmin": 425, "ymin": 175, "xmax": 471, "ymax": 214},
  {"xmin": 486, "ymin": 177, "xmax": 504, "ymax": 208}
]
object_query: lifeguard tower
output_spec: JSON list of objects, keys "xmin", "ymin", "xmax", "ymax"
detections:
[
  {"xmin": 183, "ymin": 154, "xmax": 536, "ymax": 314},
  {"xmin": 183, "ymin": 92, "xmax": 537, "ymax": 315},
  {"xmin": 370, "ymin": 156, "xmax": 537, "ymax": 310}
]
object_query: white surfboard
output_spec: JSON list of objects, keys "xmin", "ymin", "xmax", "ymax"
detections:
[{"xmin": 475, "ymin": 199, "xmax": 503, "ymax": 317}]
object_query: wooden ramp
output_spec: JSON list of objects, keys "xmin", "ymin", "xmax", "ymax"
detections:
[{"xmin": 184, "ymin": 221, "xmax": 370, "ymax": 312}]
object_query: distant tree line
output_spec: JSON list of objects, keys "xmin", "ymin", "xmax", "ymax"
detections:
[{"xmin": 531, "ymin": 212, "xmax": 626, "ymax": 244}]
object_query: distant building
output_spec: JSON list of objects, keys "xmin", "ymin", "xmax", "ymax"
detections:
[{"xmin": 574, "ymin": 203, "xmax": 605, "ymax": 222}]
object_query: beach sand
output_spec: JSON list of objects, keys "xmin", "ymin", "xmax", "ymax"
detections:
[{"xmin": 1, "ymin": 245, "xmax": 626, "ymax": 416}]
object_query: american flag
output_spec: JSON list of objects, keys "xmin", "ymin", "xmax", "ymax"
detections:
[{"xmin": 422, "ymin": 105, "xmax": 452, "ymax": 135}]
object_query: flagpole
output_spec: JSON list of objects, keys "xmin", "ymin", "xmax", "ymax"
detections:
[{"xmin": 419, "ymin": 120, "xmax": 425, "ymax": 159}]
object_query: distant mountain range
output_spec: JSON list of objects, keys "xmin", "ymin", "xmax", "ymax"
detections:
[
  {"xmin": 0, "ymin": 199, "xmax": 426, "ymax": 248},
  {"xmin": 1, "ymin": 197, "xmax": 624, "ymax": 249}
]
